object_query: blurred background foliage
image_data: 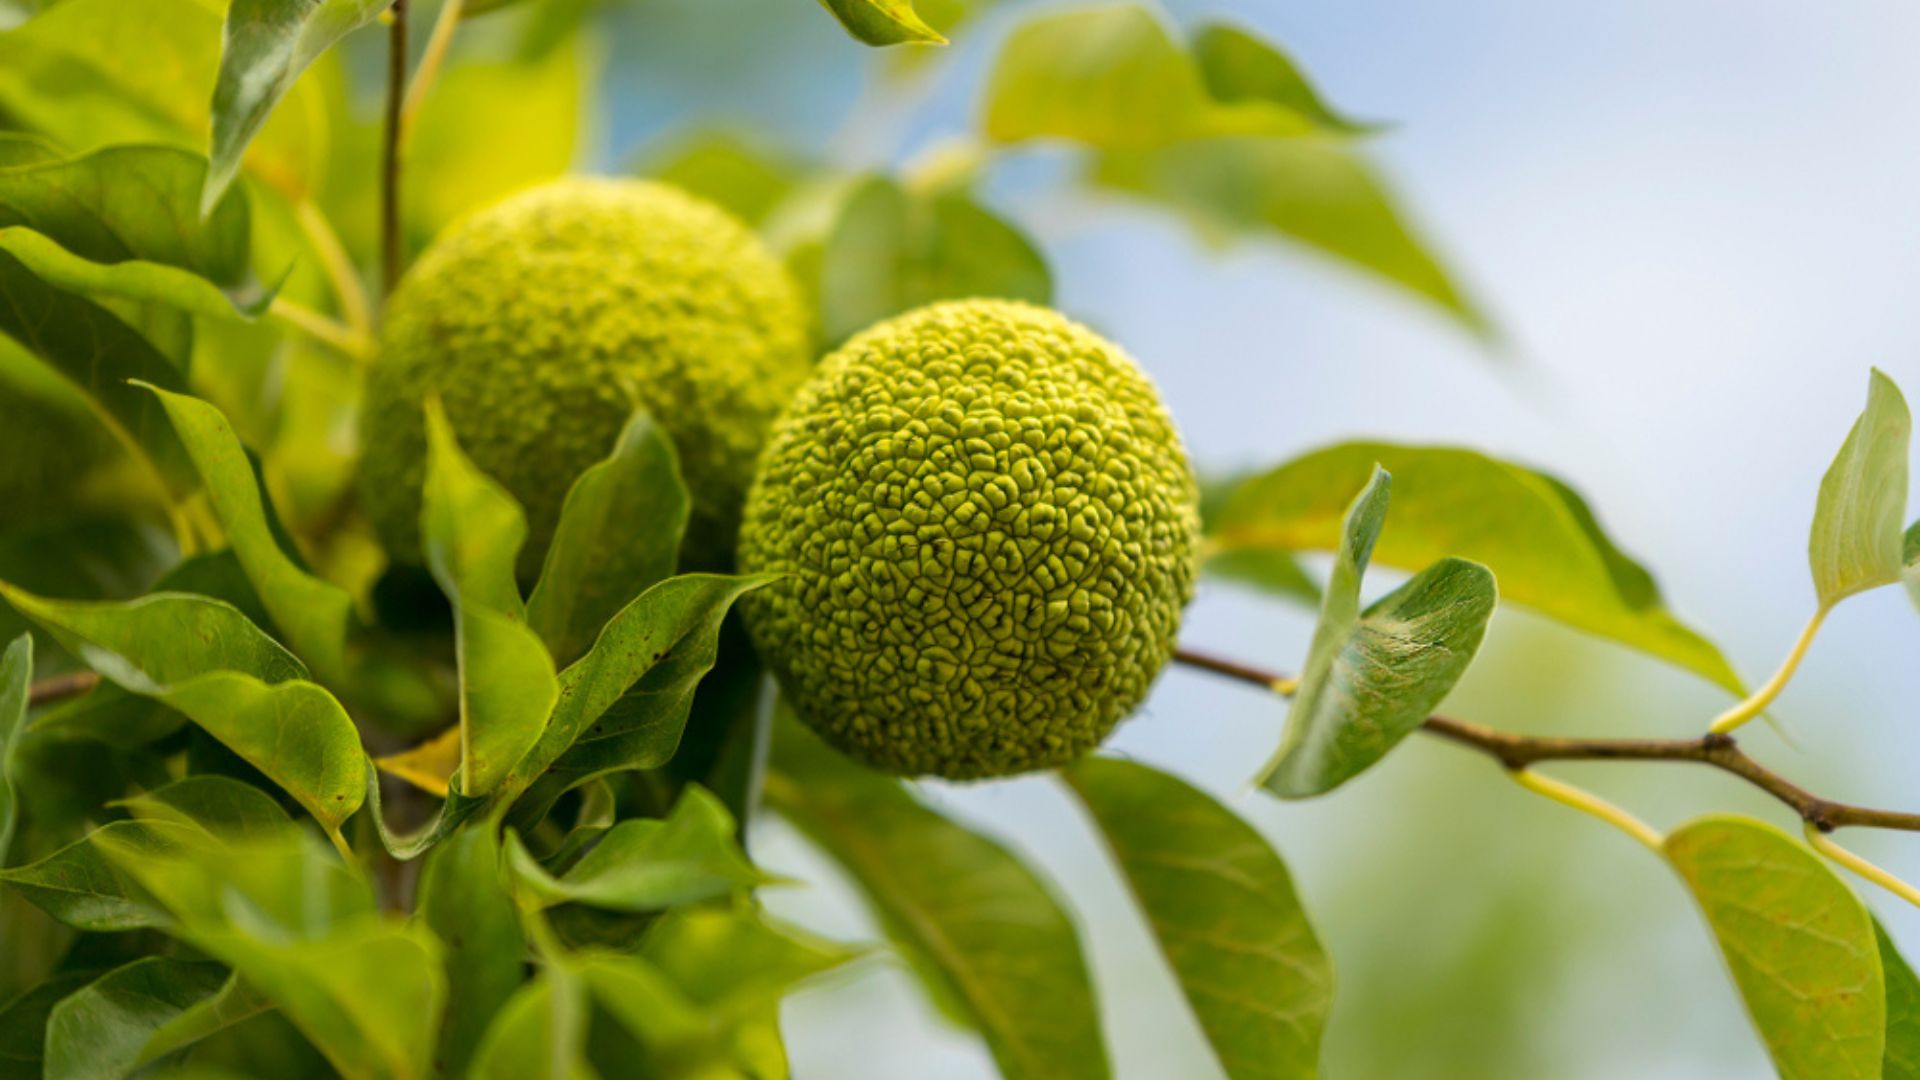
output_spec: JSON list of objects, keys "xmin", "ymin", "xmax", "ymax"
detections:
[{"xmin": 2, "ymin": 0, "xmax": 1918, "ymax": 1076}]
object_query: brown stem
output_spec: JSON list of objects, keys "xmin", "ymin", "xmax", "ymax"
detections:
[
  {"xmin": 1173, "ymin": 647, "xmax": 1920, "ymax": 834},
  {"xmin": 28, "ymin": 671, "xmax": 99, "ymax": 708},
  {"xmin": 380, "ymin": 0, "xmax": 409, "ymax": 298}
]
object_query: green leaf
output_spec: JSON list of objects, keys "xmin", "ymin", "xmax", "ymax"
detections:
[
  {"xmin": 816, "ymin": 0, "xmax": 947, "ymax": 46},
  {"xmin": 0, "ymin": 586, "xmax": 304, "ymax": 688},
  {"xmin": 1064, "ymin": 757, "xmax": 1332, "ymax": 1080},
  {"xmin": 0, "ymin": 145, "xmax": 272, "ymax": 320},
  {"xmin": 982, "ymin": 5, "xmax": 1235, "ymax": 149},
  {"xmin": 114, "ymin": 775, "xmax": 292, "ymax": 843},
  {"xmin": 100, "ymin": 828, "xmax": 445, "ymax": 1080},
  {"xmin": 507, "ymin": 786, "xmax": 766, "ymax": 912},
  {"xmin": 643, "ymin": 131, "xmax": 806, "ymax": 227},
  {"xmin": 0, "ymin": 972, "xmax": 95, "ymax": 1075},
  {"xmin": 419, "ymin": 827, "xmax": 523, "ymax": 1079},
  {"xmin": 1256, "ymin": 468, "xmax": 1497, "ymax": 797},
  {"xmin": 0, "ymin": 0, "xmax": 326, "ymax": 203},
  {"xmin": 422, "ymin": 401, "xmax": 558, "ymax": 796},
  {"xmin": 505, "ymin": 573, "xmax": 774, "ymax": 817},
  {"xmin": 404, "ymin": 35, "xmax": 585, "ymax": 250},
  {"xmin": 205, "ymin": 0, "xmax": 391, "ymax": 212},
  {"xmin": 641, "ymin": 904, "xmax": 858, "ymax": 1017},
  {"xmin": 1902, "ymin": 520, "xmax": 1920, "ymax": 615},
  {"xmin": 0, "ymin": 634, "xmax": 27, "ymax": 864},
  {"xmin": 0, "ymin": 253, "xmax": 192, "ymax": 493},
  {"xmin": 528, "ymin": 409, "xmax": 689, "ymax": 669},
  {"xmin": 1809, "ymin": 369, "xmax": 1911, "ymax": 609},
  {"xmin": 134, "ymin": 971, "xmax": 272, "ymax": 1071},
  {"xmin": 42, "ymin": 957, "xmax": 230, "ymax": 1080},
  {"xmin": 818, "ymin": 174, "xmax": 1052, "ymax": 344},
  {"xmin": 0, "ymin": 819, "xmax": 187, "ymax": 931},
  {"xmin": 1091, "ymin": 138, "xmax": 1487, "ymax": 335},
  {"xmin": 1879, "ymin": 920, "xmax": 1920, "ymax": 1080},
  {"xmin": 1208, "ymin": 442, "xmax": 1742, "ymax": 693},
  {"xmin": 1191, "ymin": 23, "xmax": 1377, "ymax": 136},
  {"xmin": 144, "ymin": 386, "xmax": 355, "ymax": 681},
  {"xmin": 765, "ymin": 715, "xmax": 1109, "ymax": 1080},
  {"xmin": 574, "ymin": 952, "xmax": 707, "ymax": 1059},
  {"xmin": 1665, "ymin": 816, "xmax": 1884, "ymax": 1080},
  {"xmin": 468, "ymin": 969, "xmax": 589, "ymax": 1080},
  {"xmin": 0, "ymin": 583, "xmax": 365, "ymax": 832}
]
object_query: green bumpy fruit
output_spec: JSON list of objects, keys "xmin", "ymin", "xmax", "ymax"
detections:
[
  {"xmin": 360, "ymin": 178, "xmax": 811, "ymax": 575},
  {"xmin": 739, "ymin": 299, "xmax": 1201, "ymax": 779}
]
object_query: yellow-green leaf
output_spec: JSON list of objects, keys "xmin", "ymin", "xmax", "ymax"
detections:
[
  {"xmin": 144, "ymin": 385, "xmax": 355, "ymax": 682},
  {"xmin": 1809, "ymin": 369, "xmax": 1910, "ymax": 609},
  {"xmin": 422, "ymin": 401, "xmax": 558, "ymax": 796},
  {"xmin": 765, "ymin": 714, "xmax": 1109, "ymax": 1080},
  {"xmin": 1254, "ymin": 467, "xmax": 1496, "ymax": 797},
  {"xmin": 816, "ymin": 0, "xmax": 946, "ymax": 46},
  {"xmin": 1666, "ymin": 816, "xmax": 1883, "ymax": 1080},
  {"xmin": 1209, "ymin": 442, "xmax": 1742, "ymax": 693},
  {"xmin": 1065, "ymin": 757, "xmax": 1331, "ymax": 1079}
]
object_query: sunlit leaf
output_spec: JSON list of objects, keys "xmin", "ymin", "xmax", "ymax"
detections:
[
  {"xmin": 144, "ymin": 385, "xmax": 355, "ymax": 682},
  {"xmin": 1209, "ymin": 442, "xmax": 1742, "ymax": 693},
  {"xmin": 816, "ymin": 0, "xmax": 946, "ymax": 46},
  {"xmin": 1092, "ymin": 138, "xmax": 1487, "ymax": 335},
  {"xmin": 0, "ymin": 586, "xmax": 365, "ymax": 831},
  {"xmin": 507, "ymin": 786, "xmax": 766, "ymax": 912},
  {"xmin": 1065, "ymin": 757, "xmax": 1331, "ymax": 1079},
  {"xmin": 1809, "ymin": 369, "xmax": 1910, "ymax": 609},
  {"xmin": 375, "ymin": 725, "xmax": 462, "ymax": 798},
  {"xmin": 419, "ymin": 827, "xmax": 524, "ymax": 1078},
  {"xmin": 818, "ymin": 174, "xmax": 1051, "ymax": 343},
  {"xmin": 422, "ymin": 401, "xmax": 558, "ymax": 796},
  {"xmin": 0, "ymin": 635, "xmax": 27, "ymax": 865},
  {"xmin": 405, "ymin": 37, "xmax": 585, "ymax": 249},
  {"xmin": 983, "ymin": 5, "xmax": 1226, "ymax": 149},
  {"xmin": 765, "ymin": 714, "xmax": 1109, "ymax": 1080},
  {"xmin": 528, "ymin": 409, "xmax": 689, "ymax": 669},
  {"xmin": 1256, "ymin": 468, "xmax": 1496, "ymax": 798},
  {"xmin": 506, "ymin": 574, "xmax": 773, "ymax": 818},
  {"xmin": 1879, "ymin": 920, "xmax": 1920, "ymax": 1080},
  {"xmin": 641, "ymin": 904, "xmax": 858, "ymax": 1018},
  {"xmin": 644, "ymin": 132, "xmax": 807, "ymax": 227},
  {"xmin": 1666, "ymin": 816, "xmax": 1883, "ymax": 1080},
  {"xmin": 0, "ymin": 146, "xmax": 272, "ymax": 320},
  {"xmin": 42, "ymin": 957, "xmax": 232, "ymax": 1080},
  {"xmin": 0, "ymin": 0, "xmax": 325, "ymax": 201},
  {"xmin": 1191, "ymin": 23, "xmax": 1376, "ymax": 136},
  {"xmin": 205, "ymin": 0, "xmax": 391, "ymax": 212}
]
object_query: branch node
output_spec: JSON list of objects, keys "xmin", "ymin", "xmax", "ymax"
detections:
[{"xmin": 1701, "ymin": 731, "xmax": 1736, "ymax": 753}]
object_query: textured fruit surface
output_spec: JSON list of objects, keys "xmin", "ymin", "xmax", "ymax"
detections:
[
  {"xmin": 360, "ymin": 177, "xmax": 811, "ymax": 575},
  {"xmin": 740, "ymin": 299, "xmax": 1200, "ymax": 779}
]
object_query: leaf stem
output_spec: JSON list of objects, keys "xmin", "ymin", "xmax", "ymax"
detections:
[
  {"xmin": 267, "ymin": 297, "xmax": 374, "ymax": 359},
  {"xmin": 1511, "ymin": 769, "xmax": 1664, "ymax": 853},
  {"xmin": 1709, "ymin": 606, "xmax": 1827, "ymax": 735},
  {"xmin": 1171, "ymin": 646, "xmax": 1920, "ymax": 834},
  {"xmin": 293, "ymin": 199, "xmax": 372, "ymax": 336},
  {"xmin": 400, "ymin": 0, "xmax": 464, "ymax": 144},
  {"xmin": 381, "ymin": 0, "xmax": 409, "ymax": 299},
  {"xmin": 1804, "ymin": 822, "xmax": 1920, "ymax": 909},
  {"xmin": 326, "ymin": 825, "xmax": 358, "ymax": 867}
]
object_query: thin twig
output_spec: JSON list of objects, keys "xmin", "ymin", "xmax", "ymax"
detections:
[
  {"xmin": 381, "ymin": 0, "xmax": 409, "ymax": 298},
  {"xmin": 28, "ymin": 671, "xmax": 99, "ymax": 708},
  {"xmin": 1172, "ymin": 646, "xmax": 1920, "ymax": 834}
]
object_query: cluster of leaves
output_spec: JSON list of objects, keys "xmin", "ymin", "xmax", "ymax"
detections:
[{"xmin": 3, "ymin": 1, "xmax": 1916, "ymax": 1078}]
